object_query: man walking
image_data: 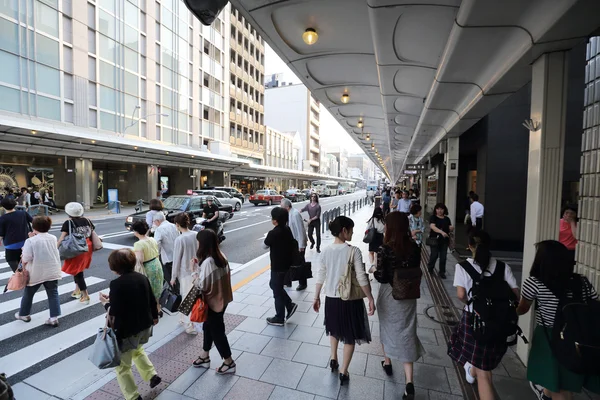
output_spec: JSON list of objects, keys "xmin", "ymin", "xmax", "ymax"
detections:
[
  {"xmin": 0, "ymin": 198, "xmax": 33, "ymax": 272},
  {"xmin": 469, "ymin": 193, "xmax": 484, "ymax": 232},
  {"xmin": 281, "ymin": 198, "xmax": 309, "ymax": 291},
  {"xmin": 153, "ymin": 213, "xmax": 180, "ymax": 293}
]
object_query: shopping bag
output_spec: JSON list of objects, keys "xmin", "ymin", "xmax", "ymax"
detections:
[
  {"xmin": 179, "ymin": 286, "xmax": 202, "ymax": 316},
  {"xmin": 90, "ymin": 227, "xmax": 103, "ymax": 251},
  {"xmin": 58, "ymin": 220, "xmax": 88, "ymax": 260},
  {"xmin": 134, "ymin": 259, "xmax": 147, "ymax": 277},
  {"xmin": 4, "ymin": 263, "xmax": 29, "ymax": 293},
  {"xmin": 159, "ymin": 283, "xmax": 182, "ymax": 313},
  {"xmin": 190, "ymin": 297, "xmax": 208, "ymax": 323},
  {"xmin": 88, "ymin": 308, "xmax": 121, "ymax": 369}
]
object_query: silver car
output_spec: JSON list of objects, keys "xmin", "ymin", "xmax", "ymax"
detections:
[{"xmin": 193, "ymin": 190, "xmax": 243, "ymax": 211}]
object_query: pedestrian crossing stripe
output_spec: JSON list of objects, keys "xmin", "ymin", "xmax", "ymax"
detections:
[
  {"xmin": 0, "ymin": 269, "xmax": 70, "ymax": 281},
  {"xmin": 0, "ymin": 289, "xmax": 105, "ymax": 342},
  {"xmin": 0, "ymin": 277, "xmax": 105, "ymax": 314}
]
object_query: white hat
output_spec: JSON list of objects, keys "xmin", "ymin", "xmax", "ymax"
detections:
[{"xmin": 65, "ymin": 202, "xmax": 84, "ymax": 217}]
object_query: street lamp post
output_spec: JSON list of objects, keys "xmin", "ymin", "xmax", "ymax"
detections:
[{"xmin": 122, "ymin": 105, "xmax": 169, "ymax": 137}]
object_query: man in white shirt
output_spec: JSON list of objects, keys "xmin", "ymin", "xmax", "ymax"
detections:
[
  {"xmin": 281, "ymin": 198, "xmax": 309, "ymax": 291},
  {"xmin": 397, "ymin": 191, "xmax": 412, "ymax": 213},
  {"xmin": 469, "ymin": 194, "xmax": 484, "ymax": 231},
  {"xmin": 153, "ymin": 213, "xmax": 180, "ymax": 293}
]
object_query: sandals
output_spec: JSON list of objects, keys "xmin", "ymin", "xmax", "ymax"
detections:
[
  {"xmin": 381, "ymin": 360, "xmax": 393, "ymax": 376},
  {"xmin": 192, "ymin": 356, "xmax": 211, "ymax": 368},
  {"xmin": 216, "ymin": 361, "xmax": 236, "ymax": 375}
]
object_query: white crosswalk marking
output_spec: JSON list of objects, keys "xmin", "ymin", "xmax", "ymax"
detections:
[{"xmin": 0, "ymin": 270, "xmax": 70, "ymax": 281}]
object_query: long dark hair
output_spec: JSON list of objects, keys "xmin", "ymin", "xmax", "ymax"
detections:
[
  {"xmin": 433, "ymin": 203, "xmax": 448, "ymax": 216},
  {"xmin": 329, "ymin": 216, "xmax": 354, "ymax": 237},
  {"xmin": 384, "ymin": 212, "xmax": 412, "ymax": 258},
  {"xmin": 530, "ymin": 240, "xmax": 574, "ymax": 295},
  {"xmin": 468, "ymin": 230, "xmax": 492, "ymax": 271},
  {"xmin": 196, "ymin": 229, "xmax": 227, "ymax": 268},
  {"xmin": 310, "ymin": 192, "xmax": 319, "ymax": 203},
  {"xmin": 368, "ymin": 207, "xmax": 384, "ymax": 223}
]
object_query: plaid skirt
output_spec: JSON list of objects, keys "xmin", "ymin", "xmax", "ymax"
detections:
[{"xmin": 447, "ymin": 311, "xmax": 508, "ymax": 371}]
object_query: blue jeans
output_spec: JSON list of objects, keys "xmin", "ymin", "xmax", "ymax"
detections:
[
  {"xmin": 19, "ymin": 280, "xmax": 61, "ymax": 318},
  {"xmin": 270, "ymin": 271, "xmax": 293, "ymax": 320}
]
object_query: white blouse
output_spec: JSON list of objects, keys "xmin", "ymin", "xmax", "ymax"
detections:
[
  {"xmin": 21, "ymin": 233, "xmax": 62, "ymax": 286},
  {"xmin": 317, "ymin": 244, "xmax": 369, "ymax": 298}
]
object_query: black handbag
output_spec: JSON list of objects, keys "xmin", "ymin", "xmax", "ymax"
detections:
[
  {"xmin": 159, "ymin": 283, "xmax": 182, "ymax": 314},
  {"xmin": 289, "ymin": 262, "xmax": 313, "ymax": 281},
  {"xmin": 178, "ymin": 285, "xmax": 202, "ymax": 316},
  {"xmin": 362, "ymin": 220, "xmax": 376, "ymax": 244},
  {"xmin": 425, "ymin": 236, "xmax": 439, "ymax": 247}
]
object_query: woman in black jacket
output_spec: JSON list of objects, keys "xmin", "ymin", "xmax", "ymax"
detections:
[{"xmin": 99, "ymin": 249, "xmax": 162, "ymax": 400}]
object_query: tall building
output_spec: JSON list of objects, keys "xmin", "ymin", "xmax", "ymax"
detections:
[
  {"xmin": 320, "ymin": 153, "xmax": 339, "ymax": 177},
  {"xmin": 348, "ymin": 154, "xmax": 375, "ymax": 181},
  {"xmin": 264, "ymin": 82, "xmax": 320, "ymax": 173},
  {"xmin": 0, "ymin": 0, "xmax": 229, "ymax": 205},
  {"xmin": 228, "ymin": 6, "xmax": 265, "ymax": 165},
  {"xmin": 323, "ymin": 147, "xmax": 349, "ymax": 178},
  {"xmin": 264, "ymin": 126, "xmax": 296, "ymax": 170}
]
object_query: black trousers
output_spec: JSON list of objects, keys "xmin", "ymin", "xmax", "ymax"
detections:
[
  {"xmin": 161, "ymin": 261, "xmax": 180, "ymax": 294},
  {"xmin": 74, "ymin": 271, "xmax": 87, "ymax": 291},
  {"xmin": 203, "ymin": 307, "xmax": 232, "ymax": 359},
  {"xmin": 427, "ymin": 241, "xmax": 448, "ymax": 274},
  {"xmin": 270, "ymin": 270, "xmax": 293, "ymax": 320},
  {"xmin": 5, "ymin": 248, "xmax": 22, "ymax": 273},
  {"xmin": 307, "ymin": 220, "xmax": 321, "ymax": 250},
  {"xmin": 284, "ymin": 250, "xmax": 307, "ymax": 287}
]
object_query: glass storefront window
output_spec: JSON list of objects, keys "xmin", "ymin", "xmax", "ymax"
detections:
[
  {"xmin": 37, "ymin": 95, "xmax": 60, "ymax": 120},
  {"xmin": 35, "ymin": 1, "xmax": 58, "ymax": 37}
]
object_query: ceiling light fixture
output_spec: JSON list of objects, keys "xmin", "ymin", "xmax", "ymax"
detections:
[
  {"xmin": 365, "ymin": 133, "xmax": 370, "ymax": 141},
  {"xmin": 302, "ymin": 28, "xmax": 318, "ymax": 45},
  {"xmin": 371, "ymin": 142, "xmax": 375, "ymax": 150},
  {"xmin": 91, "ymin": 140, "xmax": 96, "ymax": 143},
  {"xmin": 357, "ymin": 119, "xmax": 363, "ymax": 129},
  {"xmin": 134, "ymin": 146, "xmax": 138, "ymax": 150},
  {"xmin": 341, "ymin": 93, "xmax": 349, "ymax": 104},
  {"xmin": 31, "ymin": 130, "xmax": 36, "ymax": 134}
]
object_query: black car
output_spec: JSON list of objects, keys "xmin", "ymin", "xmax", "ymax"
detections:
[
  {"xmin": 125, "ymin": 195, "xmax": 233, "ymax": 230},
  {"xmin": 213, "ymin": 186, "xmax": 245, "ymax": 203},
  {"xmin": 284, "ymin": 189, "xmax": 307, "ymax": 202}
]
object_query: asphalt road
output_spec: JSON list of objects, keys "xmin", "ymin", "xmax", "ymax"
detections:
[{"xmin": 0, "ymin": 190, "xmax": 368, "ymax": 382}]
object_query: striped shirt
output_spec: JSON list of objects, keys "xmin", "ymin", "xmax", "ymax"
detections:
[{"xmin": 522, "ymin": 276, "xmax": 598, "ymax": 328}]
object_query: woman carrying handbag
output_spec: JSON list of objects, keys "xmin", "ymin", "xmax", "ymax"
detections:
[{"xmin": 313, "ymin": 216, "xmax": 375, "ymax": 386}]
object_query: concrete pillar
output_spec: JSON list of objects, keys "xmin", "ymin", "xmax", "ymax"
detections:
[
  {"xmin": 192, "ymin": 169, "xmax": 201, "ymax": 190},
  {"xmin": 74, "ymin": 159, "xmax": 93, "ymax": 210},
  {"xmin": 444, "ymin": 137, "xmax": 459, "ymax": 225},
  {"xmin": 127, "ymin": 164, "xmax": 159, "ymax": 202},
  {"xmin": 420, "ymin": 170, "xmax": 427, "ymax": 209},
  {"xmin": 517, "ymin": 52, "xmax": 568, "ymax": 363},
  {"xmin": 147, "ymin": 165, "xmax": 159, "ymax": 200}
]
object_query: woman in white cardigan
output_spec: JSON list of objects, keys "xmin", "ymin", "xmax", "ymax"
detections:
[
  {"xmin": 15, "ymin": 216, "xmax": 62, "ymax": 327},
  {"xmin": 170, "ymin": 213, "xmax": 199, "ymax": 334}
]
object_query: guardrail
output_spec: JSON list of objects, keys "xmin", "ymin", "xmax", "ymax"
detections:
[{"xmin": 321, "ymin": 196, "xmax": 369, "ymax": 233}]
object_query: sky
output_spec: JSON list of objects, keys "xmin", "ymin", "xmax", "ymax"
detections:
[{"xmin": 264, "ymin": 45, "xmax": 364, "ymax": 155}]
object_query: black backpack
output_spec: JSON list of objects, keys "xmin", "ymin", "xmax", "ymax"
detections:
[
  {"xmin": 460, "ymin": 260, "xmax": 526, "ymax": 345},
  {"xmin": 543, "ymin": 275, "xmax": 600, "ymax": 375}
]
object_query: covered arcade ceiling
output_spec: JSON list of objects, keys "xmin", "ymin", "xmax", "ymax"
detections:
[{"xmin": 226, "ymin": 0, "xmax": 600, "ymax": 181}]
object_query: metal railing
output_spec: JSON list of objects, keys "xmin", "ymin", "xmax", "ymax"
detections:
[{"xmin": 321, "ymin": 196, "xmax": 369, "ymax": 233}]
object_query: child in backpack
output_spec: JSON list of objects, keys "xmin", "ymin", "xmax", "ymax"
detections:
[
  {"xmin": 517, "ymin": 240, "xmax": 600, "ymax": 400},
  {"xmin": 448, "ymin": 231, "xmax": 520, "ymax": 400}
]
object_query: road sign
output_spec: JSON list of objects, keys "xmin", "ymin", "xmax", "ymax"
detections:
[{"xmin": 406, "ymin": 164, "xmax": 427, "ymax": 170}]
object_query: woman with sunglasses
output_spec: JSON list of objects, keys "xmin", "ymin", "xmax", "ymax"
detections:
[{"xmin": 301, "ymin": 193, "xmax": 322, "ymax": 253}]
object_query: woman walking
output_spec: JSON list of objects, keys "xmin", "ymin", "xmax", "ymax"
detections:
[
  {"xmin": 301, "ymin": 193, "xmax": 322, "ymax": 253},
  {"xmin": 517, "ymin": 240, "xmax": 599, "ymax": 400},
  {"xmin": 367, "ymin": 207, "xmax": 385, "ymax": 271},
  {"xmin": 448, "ymin": 230, "xmax": 519, "ymax": 400},
  {"xmin": 313, "ymin": 216, "xmax": 375, "ymax": 385},
  {"xmin": 145, "ymin": 199, "xmax": 164, "ymax": 229},
  {"xmin": 131, "ymin": 221, "xmax": 164, "ymax": 316},
  {"xmin": 0, "ymin": 197, "xmax": 32, "ymax": 273},
  {"xmin": 374, "ymin": 212, "xmax": 424, "ymax": 399},
  {"xmin": 170, "ymin": 213, "xmax": 198, "ymax": 334},
  {"xmin": 408, "ymin": 204, "xmax": 424, "ymax": 246},
  {"xmin": 427, "ymin": 203, "xmax": 453, "ymax": 279},
  {"xmin": 558, "ymin": 205, "xmax": 578, "ymax": 262},
  {"xmin": 99, "ymin": 249, "xmax": 162, "ymax": 400},
  {"xmin": 191, "ymin": 230, "xmax": 235, "ymax": 374},
  {"xmin": 58, "ymin": 202, "xmax": 95, "ymax": 304},
  {"xmin": 15, "ymin": 216, "xmax": 62, "ymax": 326}
]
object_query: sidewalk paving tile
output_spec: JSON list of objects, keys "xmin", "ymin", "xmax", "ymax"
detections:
[
  {"xmin": 223, "ymin": 376, "xmax": 275, "ymax": 400},
  {"xmin": 365, "ymin": 354, "xmax": 404, "ymax": 384},
  {"xmin": 429, "ymin": 390, "xmax": 463, "ymax": 400},
  {"xmin": 413, "ymin": 355, "xmax": 451, "ymax": 393},
  {"xmin": 289, "ymin": 325, "xmax": 325, "ymax": 344},
  {"xmin": 232, "ymin": 292, "xmax": 249, "ymax": 303},
  {"xmin": 383, "ymin": 381, "xmax": 428, "ymax": 400},
  {"xmin": 167, "ymin": 367, "xmax": 207, "ymax": 394},
  {"xmin": 337, "ymin": 374, "xmax": 384, "ymax": 400},
  {"xmin": 261, "ymin": 322, "xmax": 298, "ymax": 339},
  {"xmin": 416, "ymin": 327, "xmax": 438, "ymax": 345},
  {"xmin": 155, "ymin": 390, "xmax": 196, "ymax": 400},
  {"xmin": 240, "ymin": 294, "xmax": 271, "ymax": 306},
  {"xmin": 292, "ymin": 342, "xmax": 332, "ymax": 368},
  {"xmin": 421, "ymin": 343, "xmax": 454, "ymax": 368},
  {"xmin": 233, "ymin": 352, "xmax": 274, "ymax": 380},
  {"xmin": 12, "ymin": 383, "xmax": 54, "ymax": 400},
  {"xmin": 157, "ymin": 359, "xmax": 193, "ymax": 383},
  {"xmin": 291, "ymin": 311, "xmax": 318, "ymax": 327},
  {"xmin": 236, "ymin": 304, "xmax": 270, "ymax": 318},
  {"xmin": 183, "ymin": 372, "xmax": 239, "ymax": 399},
  {"xmin": 243, "ymin": 285, "xmax": 272, "ymax": 296},
  {"xmin": 223, "ymin": 301, "xmax": 247, "ymax": 315},
  {"xmin": 294, "ymin": 301, "xmax": 314, "ymax": 313},
  {"xmin": 261, "ymin": 337, "xmax": 302, "ymax": 360},
  {"xmin": 84, "ymin": 390, "xmax": 122, "ymax": 400},
  {"xmin": 231, "ymin": 332, "xmax": 272, "ymax": 353},
  {"xmin": 235, "ymin": 317, "xmax": 269, "ymax": 334},
  {"xmin": 268, "ymin": 386, "xmax": 315, "ymax": 400},
  {"xmin": 296, "ymin": 365, "xmax": 340, "ymax": 399},
  {"xmin": 259, "ymin": 358, "xmax": 307, "ymax": 389},
  {"xmin": 346, "ymin": 351, "xmax": 368, "ymax": 377}
]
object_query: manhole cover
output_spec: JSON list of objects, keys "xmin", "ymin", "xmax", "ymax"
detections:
[{"xmin": 424, "ymin": 305, "xmax": 461, "ymax": 327}]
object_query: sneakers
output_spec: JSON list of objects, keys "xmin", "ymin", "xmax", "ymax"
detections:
[
  {"xmin": 286, "ymin": 303, "xmax": 298, "ymax": 320},
  {"xmin": 530, "ymin": 382, "xmax": 545, "ymax": 400},
  {"xmin": 266, "ymin": 317, "xmax": 285, "ymax": 326},
  {"xmin": 464, "ymin": 362, "xmax": 476, "ymax": 384},
  {"xmin": 45, "ymin": 318, "xmax": 59, "ymax": 327},
  {"xmin": 14, "ymin": 312, "xmax": 31, "ymax": 322},
  {"xmin": 149, "ymin": 375, "xmax": 162, "ymax": 388},
  {"xmin": 185, "ymin": 324, "xmax": 198, "ymax": 335}
]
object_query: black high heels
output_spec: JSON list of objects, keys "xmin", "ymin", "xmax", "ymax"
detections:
[
  {"xmin": 339, "ymin": 372, "xmax": 350, "ymax": 386},
  {"xmin": 329, "ymin": 359, "xmax": 339, "ymax": 372}
]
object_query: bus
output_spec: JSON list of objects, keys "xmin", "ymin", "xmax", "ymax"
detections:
[
  {"xmin": 366, "ymin": 180, "xmax": 378, "ymax": 192},
  {"xmin": 338, "ymin": 182, "xmax": 356, "ymax": 195},
  {"xmin": 311, "ymin": 180, "xmax": 338, "ymax": 197}
]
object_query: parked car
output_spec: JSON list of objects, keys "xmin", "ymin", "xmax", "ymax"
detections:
[
  {"xmin": 213, "ymin": 186, "xmax": 245, "ymax": 203},
  {"xmin": 284, "ymin": 189, "xmax": 306, "ymax": 202},
  {"xmin": 301, "ymin": 189, "xmax": 312, "ymax": 198},
  {"xmin": 193, "ymin": 190, "xmax": 243, "ymax": 211},
  {"xmin": 125, "ymin": 195, "xmax": 233, "ymax": 230},
  {"xmin": 249, "ymin": 190, "xmax": 284, "ymax": 206}
]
